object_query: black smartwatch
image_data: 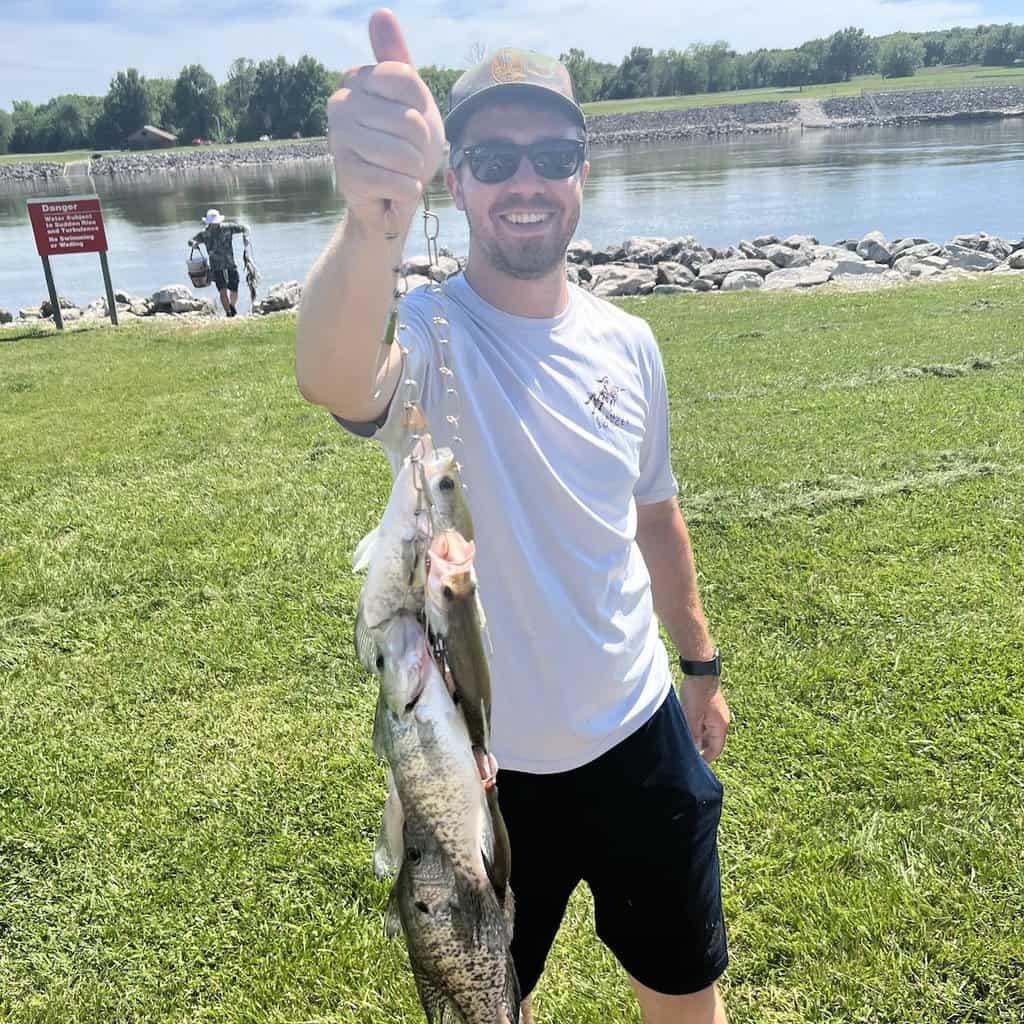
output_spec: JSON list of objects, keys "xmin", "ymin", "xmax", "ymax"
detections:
[{"xmin": 679, "ymin": 647, "xmax": 721, "ymax": 677}]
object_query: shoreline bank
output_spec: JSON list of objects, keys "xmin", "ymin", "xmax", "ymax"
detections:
[
  {"xmin": 4, "ymin": 227, "xmax": 1021, "ymax": 332},
  {"xmin": 2, "ymin": 84, "xmax": 1023, "ymax": 183}
]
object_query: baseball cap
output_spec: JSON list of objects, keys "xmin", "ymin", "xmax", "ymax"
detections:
[
  {"xmin": 203, "ymin": 209, "xmax": 224, "ymax": 224},
  {"xmin": 445, "ymin": 48, "xmax": 586, "ymax": 145}
]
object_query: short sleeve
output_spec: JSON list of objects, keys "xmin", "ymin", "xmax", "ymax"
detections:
[
  {"xmin": 332, "ymin": 289, "xmax": 438, "ymax": 470},
  {"xmin": 633, "ymin": 339, "xmax": 679, "ymax": 505}
]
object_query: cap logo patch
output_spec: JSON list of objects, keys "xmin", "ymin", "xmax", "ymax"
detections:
[{"xmin": 491, "ymin": 49, "xmax": 526, "ymax": 84}]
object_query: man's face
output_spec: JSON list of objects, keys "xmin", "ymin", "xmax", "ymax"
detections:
[{"xmin": 446, "ymin": 102, "xmax": 589, "ymax": 280}]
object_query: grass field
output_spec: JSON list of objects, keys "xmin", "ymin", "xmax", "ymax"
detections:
[
  {"xmin": 2, "ymin": 277, "xmax": 1023, "ymax": 1022},
  {"xmin": 581, "ymin": 63, "xmax": 1024, "ymax": 116}
]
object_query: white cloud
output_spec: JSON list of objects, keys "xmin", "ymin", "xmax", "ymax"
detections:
[{"xmin": 1, "ymin": 0, "xmax": 1020, "ymax": 106}]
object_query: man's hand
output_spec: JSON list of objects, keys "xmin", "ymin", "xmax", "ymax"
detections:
[
  {"xmin": 327, "ymin": 8, "xmax": 446, "ymax": 233},
  {"xmin": 679, "ymin": 677, "xmax": 731, "ymax": 763}
]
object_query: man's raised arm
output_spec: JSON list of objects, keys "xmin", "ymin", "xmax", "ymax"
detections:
[{"xmin": 295, "ymin": 8, "xmax": 446, "ymax": 423}]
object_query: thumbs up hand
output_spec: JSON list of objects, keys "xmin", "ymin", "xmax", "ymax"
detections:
[{"xmin": 328, "ymin": 8, "xmax": 446, "ymax": 232}]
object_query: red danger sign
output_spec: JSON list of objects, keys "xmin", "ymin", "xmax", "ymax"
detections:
[{"xmin": 27, "ymin": 195, "xmax": 109, "ymax": 256}]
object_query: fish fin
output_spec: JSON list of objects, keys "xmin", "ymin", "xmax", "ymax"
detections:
[
  {"xmin": 352, "ymin": 525, "xmax": 379, "ymax": 572},
  {"xmin": 485, "ymin": 785, "xmax": 512, "ymax": 899},
  {"xmin": 371, "ymin": 689, "xmax": 389, "ymax": 759},
  {"xmin": 384, "ymin": 882, "xmax": 403, "ymax": 940},
  {"xmin": 354, "ymin": 597, "xmax": 382, "ymax": 674},
  {"xmin": 374, "ymin": 775, "xmax": 404, "ymax": 879},
  {"xmin": 503, "ymin": 949, "xmax": 523, "ymax": 1024}
]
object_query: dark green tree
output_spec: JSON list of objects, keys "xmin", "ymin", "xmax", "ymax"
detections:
[
  {"xmin": 0, "ymin": 108, "xmax": 11, "ymax": 154},
  {"xmin": 239, "ymin": 57, "xmax": 290, "ymax": 140},
  {"xmin": 222, "ymin": 58, "xmax": 257, "ymax": 138},
  {"xmin": 419, "ymin": 65, "xmax": 461, "ymax": 111},
  {"xmin": 823, "ymin": 27, "xmax": 875, "ymax": 81},
  {"xmin": 173, "ymin": 64, "xmax": 221, "ymax": 140},
  {"xmin": 879, "ymin": 34, "xmax": 925, "ymax": 78},
  {"xmin": 146, "ymin": 78, "xmax": 177, "ymax": 131},
  {"xmin": 286, "ymin": 55, "xmax": 333, "ymax": 136},
  {"xmin": 559, "ymin": 48, "xmax": 614, "ymax": 103},
  {"xmin": 99, "ymin": 68, "xmax": 151, "ymax": 144}
]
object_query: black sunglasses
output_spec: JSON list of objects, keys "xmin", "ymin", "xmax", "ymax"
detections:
[{"xmin": 452, "ymin": 138, "xmax": 586, "ymax": 184}]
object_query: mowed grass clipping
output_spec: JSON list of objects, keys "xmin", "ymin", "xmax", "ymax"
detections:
[{"xmin": 1, "ymin": 278, "xmax": 1023, "ymax": 1023}]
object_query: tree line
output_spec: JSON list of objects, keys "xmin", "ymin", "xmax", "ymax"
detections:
[
  {"xmin": 1, "ymin": 22, "xmax": 1022, "ymax": 155},
  {"xmin": 561, "ymin": 23, "xmax": 1024, "ymax": 103}
]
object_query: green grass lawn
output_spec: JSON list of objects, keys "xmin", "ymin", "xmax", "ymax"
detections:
[
  {"xmin": 2, "ymin": 277, "xmax": 1023, "ymax": 1022},
  {"xmin": 582, "ymin": 63, "xmax": 1024, "ymax": 116}
]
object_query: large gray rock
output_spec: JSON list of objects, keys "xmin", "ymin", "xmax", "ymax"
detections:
[
  {"xmin": 811, "ymin": 244, "xmax": 858, "ymax": 263},
  {"xmin": 258, "ymin": 281, "xmax": 303, "ymax": 312},
  {"xmin": 689, "ymin": 277, "xmax": 715, "ymax": 292},
  {"xmin": 18, "ymin": 307, "xmax": 41, "ymax": 319},
  {"xmin": 721, "ymin": 271, "xmax": 764, "ymax": 292},
  {"xmin": 40, "ymin": 295, "xmax": 76, "ymax": 317},
  {"xmin": 752, "ymin": 234, "xmax": 780, "ymax": 248},
  {"xmin": 943, "ymin": 245, "xmax": 1001, "ymax": 271},
  {"xmin": 656, "ymin": 261, "xmax": 696, "ymax": 286},
  {"xmin": 589, "ymin": 265, "xmax": 657, "ymax": 297},
  {"xmin": 763, "ymin": 262, "xmax": 836, "ymax": 290},
  {"xmin": 567, "ymin": 240, "xmax": 593, "ymax": 264},
  {"xmin": 832, "ymin": 259, "xmax": 886, "ymax": 277},
  {"xmin": 951, "ymin": 233, "xmax": 1013, "ymax": 259},
  {"xmin": 894, "ymin": 242, "xmax": 942, "ymax": 261},
  {"xmin": 856, "ymin": 230, "xmax": 892, "ymax": 264},
  {"xmin": 623, "ymin": 236, "xmax": 668, "ymax": 264},
  {"xmin": 61, "ymin": 307, "xmax": 83, "ymax": 321},
  {"xmin": 129, "ymin": 300, "xmax": 153, "ymax": 317},
  {"xmin": 782, "ymin": 234, "xmax": 818, "ymax": 249},
  {"xmin": 151, "ymin": 284, "xmax": 194, "ymax": 306},
  {"xmin": 763, "ymin": 244, "xmax": 811, "ymax": 269},
  {"xmin": 698, "ymin": 258, "xmax": 776, "ymax": 285},
  {"xmin": 170, "ymin": 297, "xmax": 213, "ymax": 314},
  {"xmin": 890, "ymin": 238, "xmax": 935, "ymax": 259},
  {"xmin": 738, "ymin": 240, "xmax": 766, "ymax": 259},
  {"xmin": 1009, "ymin": 251, "xmax": 1024, "ymax": 271}
]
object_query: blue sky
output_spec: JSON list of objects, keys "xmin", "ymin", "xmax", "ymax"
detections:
[{"xmin": 2, "ymin": 0, "xmax": 1022, "ymax": 106}]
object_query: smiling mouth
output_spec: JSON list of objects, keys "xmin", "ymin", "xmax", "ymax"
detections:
[{"xmin": 498, "ymin": 211, "xmax": 556, "ymax": 227}]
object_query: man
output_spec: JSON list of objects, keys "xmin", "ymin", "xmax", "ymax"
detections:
[
  {"xmin": 189, "ymin": 209, "xmax": 250, "ymax": 317},
  {"xmin": 296, "ymin": 11, "xmax": 731, "ymax": 1024}
]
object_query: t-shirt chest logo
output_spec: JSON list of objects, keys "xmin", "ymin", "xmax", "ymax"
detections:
[{"xmin": 584, "ymin": 376, "xmax": 627, "ymax": 430}]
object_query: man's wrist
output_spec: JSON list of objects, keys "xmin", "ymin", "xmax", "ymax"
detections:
[{"xmin": 679, "ymin": 647, "xmax": 721, "ymax": 677}]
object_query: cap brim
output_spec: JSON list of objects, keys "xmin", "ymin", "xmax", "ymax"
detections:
[{"xmin": 445, "ymin": 83, "xmax": 586, "ymax": 144}]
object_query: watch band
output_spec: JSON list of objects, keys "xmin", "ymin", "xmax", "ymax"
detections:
[{"xmin": 679, "ymin": 647, "xmax": 721, "ymax": 676}]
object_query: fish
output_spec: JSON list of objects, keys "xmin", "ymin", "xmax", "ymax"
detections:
[
  {"xmin": 372, "ymin": 612, "xmax": 494, "ymax": 894},
  {"xmin": 354, "ymin": 439, "xmax": 435, "ymax": 669},
  {"xmin": 423, "ymin": 447, "xmax": 475, "ymax": 541},
  {"xmin": 386, "ymin": 808, "xmax": 521, "ymax": 1024}
]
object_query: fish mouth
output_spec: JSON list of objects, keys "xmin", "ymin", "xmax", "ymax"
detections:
[{"xmin": 404, "ymin": 674, "xmax": 427, "ymax": 713}]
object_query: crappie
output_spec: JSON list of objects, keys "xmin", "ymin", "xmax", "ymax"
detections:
[
  {"xmin": 423, "ymin": 447, "xmax": 474, "ymax": 540},
  {"xmin": 372, "ymin": 612, "xmax": 494, "ymax": 893},
  {"xmin": 354, "ymin": 439, "xmax": 435, "ymax": 668},
  {"xmin": 387, "ymin": 809, "xmax": 521, "ymax": 1024}
]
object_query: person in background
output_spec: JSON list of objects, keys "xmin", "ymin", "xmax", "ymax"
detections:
[{"xmin": 189, "ymin": 209, "xmax": 250, "ymax": 317}]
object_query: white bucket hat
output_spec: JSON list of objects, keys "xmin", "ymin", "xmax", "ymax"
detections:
[{"xmin": 202, "ymin": 209, "xmax": 224, "ymax": 224}]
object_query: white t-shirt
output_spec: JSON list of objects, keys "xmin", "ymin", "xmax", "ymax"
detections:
[{"xmin": 344, "ymin": 273, "xmax": 679, "ymax": 773}]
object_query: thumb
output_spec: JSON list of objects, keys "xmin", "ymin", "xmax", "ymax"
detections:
[{"xmin": 369, "ymin": 8, "xmax": 413, "ymax": 65}]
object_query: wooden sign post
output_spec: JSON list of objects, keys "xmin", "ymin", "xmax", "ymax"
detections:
[{"xmin": 26, "ymin": 195, "xmax": 118, "ymax": 329}]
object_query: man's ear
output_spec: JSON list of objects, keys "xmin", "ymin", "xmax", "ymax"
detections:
[{"xmin": 446, "ymin": 167, "xmax": 465, "ymax": 212}]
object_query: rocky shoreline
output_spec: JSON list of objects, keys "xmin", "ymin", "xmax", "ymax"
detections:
[
  {"xmin": 2, "ymin": 85, "xmax": 1023, "ymax": 182},
  {"xmin": 4, "ymin": 228, "xmax": 1022, "ymax": 332}
]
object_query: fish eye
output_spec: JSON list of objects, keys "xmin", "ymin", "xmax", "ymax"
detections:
[
  {"xmin": 409, "ymin": 848, "xmax": 421, "ymax": 863},
  {"xmin": 375, "ymin": 654, "xmax": 384, "ymax": 671},
  {"xmin": 439, "ymin": 476, "xmax": 455, "ymax": 492},
  {"xmin": 442, "ymin": 585, "xmax": 454, "ymax": 601},
  {"xmin": 415, "ymin": 900, "xmax": 430, "ymax": 914}
]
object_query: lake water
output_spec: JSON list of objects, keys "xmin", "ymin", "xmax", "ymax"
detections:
[{"xmin": 1, "ymin": 118, "xmax": 1023, "ymax": 315}]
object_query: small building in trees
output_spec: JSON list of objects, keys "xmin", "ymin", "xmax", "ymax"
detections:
[{"xmin": 124, "ymin": 125, "xmax": 177, "ymax": 149}]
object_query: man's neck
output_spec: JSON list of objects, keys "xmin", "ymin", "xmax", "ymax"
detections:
[{"xmin": 463, "ymin": 251, "xmax": 570, "ymax": 319}]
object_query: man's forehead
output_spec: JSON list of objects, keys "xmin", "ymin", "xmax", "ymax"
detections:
[{"xmin": 460, "ymin": 102, "xmax": 580, "ymax": 144}]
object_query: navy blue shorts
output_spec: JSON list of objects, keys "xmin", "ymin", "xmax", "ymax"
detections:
[{"xmin": 495, "ymin": 690, "xmax": 728, "ymax": 998}]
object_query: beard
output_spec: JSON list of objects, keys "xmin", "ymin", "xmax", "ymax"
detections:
[{"xmin": 468, "ymin": 203, "xmax": 581, "ymax": 280}]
